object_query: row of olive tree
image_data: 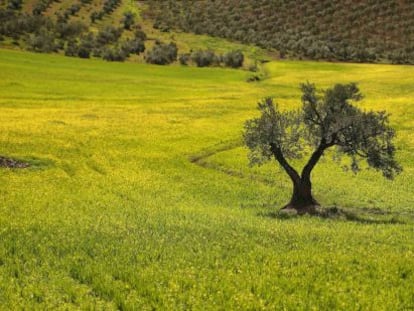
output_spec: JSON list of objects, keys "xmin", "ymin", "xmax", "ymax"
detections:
[
  {"xmin": 65, "ymin": 26, "xmax": 146, "ymax": 61},
  {"xmin": 0, "ymin": 7, "xmax": 147, "ymax": 62},
  {"xmin": 146, "ymin": 0, "xmax": 414, "ymax": 64},
  {"xmin": 90, "ymin": 0, "xmax": 121, "ymax": 23},
  {"xmin": 145, "ymin": 41, "xmax": 178, "ymax": 65},
  {"xmin": 144, "ymin": 43, "xmax": 245, "ymax": 68},
  {"xmin": 179, "ymin": 49, "xmax": 244, "ymax": 68}
]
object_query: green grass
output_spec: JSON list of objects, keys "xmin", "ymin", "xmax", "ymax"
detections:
[{"xmin": 0, "ymin": 49, "xmax": 413, "ymax": 310}]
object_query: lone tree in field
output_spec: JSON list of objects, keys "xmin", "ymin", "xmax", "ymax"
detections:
[{"xmin": 244, "ymin": 82, "xmax": 402, "ymax": 214}]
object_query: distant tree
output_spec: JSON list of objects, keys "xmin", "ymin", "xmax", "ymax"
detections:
[
  {"xmin": 144, "ymin": 0, "xmax": 414, "ymax": 64},
  {"xmin": 178, "ymin": 53, "xmax": 190, "ymax": 65},
  {"xmin": 145, "ymin": 42, "xmax": 177, "ymax": 65},
  {"xmin": 90, "ymin": 11, "xmax": 100, "ymax": 23},
  {"xmin": 26, "ymin": 28, "xmax": 57, "ymax": 53},
  {"xmin": 389, "ymin": 50, "xmax": 410, "ymax": 64},
  {"xmin": 153, "ymin": 20, "xmax": 170, "ymax": 33},
  {"xmin": 133, "ymin": 27, "xmax": 147, "ymax": 41},
  {"xmin": 223, "ymin": 50, "xmax": 244, "ymax": 68},
  {"xmin": 77, "ymin": 34, "xmax": 95, "ymax": 58},
  {"xmin": 66, "ymin": 3, "xmax": 81, "ymax": 16},
  {"xmin": 191, "ymin": 49, "xmax": 217, "ymax": 67},
  {"xmin": 244, "ymin": 82, "xmax": 402, "ymax": 214},
  {"xmin": 56, "ymin": 21, "xmax": 87, "ymax": 39},
  {"xmin": 80, "ymin": 32, "xmax": 95, "ymax": 47},
  {"xmin": 121, "ymin": 38, "xmax": 145, "ymax": 55},
  {"xmin": 77, "ymin": 46, "xmax": 90, "ymax": 58},
  {"xmin": 122, "ymin": 11, "xmax": 135, "ymax": 30},
  {"xmin": 102, "ymin": 47, "xmax": 126, "ymax": 62},
  {"xmin": 102, "ymin": 0, "xmax": 121, "ymax": 14},
  {"xmin": 7, "ymin": 0, "xmax": 23, "ymax": 10},
  {"xmin": 92, "ymin": 47, "xmax": 102, "ymax": 57},
  {"xmin": 64, "ymin": 39, "xmax": 78, "ymax": 56},
  {"xmin": 96, "ymin": 25, "xmax": 122, "ymax": 45},
  {"xmin": 32, "ymin": 0, "xmax": 53, "ymax": 15}
]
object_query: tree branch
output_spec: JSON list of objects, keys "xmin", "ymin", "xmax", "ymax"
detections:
[
  {"xmin": 309, "ymin": 101, "xmax": 323, "ymax": 125},
  {"xmin": 270, "ymin": 143, "xmax": 300, "ymax": 184},
  {"xmin": 301, "ymin": 140, "xmax": 335, "ymax": 180}
]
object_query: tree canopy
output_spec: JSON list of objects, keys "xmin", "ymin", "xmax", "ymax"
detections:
[{"xmin": 244, "ymin": 82, "xmax": 402, "ymax": 214}]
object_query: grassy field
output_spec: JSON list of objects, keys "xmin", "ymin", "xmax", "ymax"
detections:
[{"xmin": 0, "ymin": 49, "xmax": 413, "ymax": 310}]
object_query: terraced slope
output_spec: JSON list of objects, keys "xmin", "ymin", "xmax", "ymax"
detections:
[
  {"xmin": 0, "ymin": 0, "xmax": 268, "ymax": 64},
  {"xmin": 144, "ymin": 0, "xmax": 414, "ymax": 64}
]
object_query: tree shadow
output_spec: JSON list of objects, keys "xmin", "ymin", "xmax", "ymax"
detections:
[{"xmin": 258, "ymin": 206, "xmax": 411, "ymax": 225}]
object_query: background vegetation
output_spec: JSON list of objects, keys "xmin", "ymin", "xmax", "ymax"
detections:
[
  {"xmin": 0, "ymin": 0, "xmax": 267, "ymax": 67},
  {"xmin": 11, "ymin": 0, "xmax": 414, "ymax": 66},
  {"xmin": 0, "ymin": 49, "xmax": 413, "ymax": 309},
  {"xmin": 0, "ymin": 0, "xmax": 147, "ymax": 62},
  {"xmin": 145, "ymin": 0, "xmax": 414, "ymax": 64}
]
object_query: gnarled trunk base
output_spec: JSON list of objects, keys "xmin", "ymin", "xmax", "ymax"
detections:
[{"xmin": 281, "ymin": 180, "xmax": 320, "ymax": 215}]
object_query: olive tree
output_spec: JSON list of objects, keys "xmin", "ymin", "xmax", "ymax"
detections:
[
  {"xmin": 244, "ymin": 82, "xmax": 402, "ymax": 214},
  {"xmin": 122, "ymin": 11, "xmax": 135, "ymax": 30},
  {"xmin": 223, "ymin": 50, "xmax": 244, "ymax": 68}
]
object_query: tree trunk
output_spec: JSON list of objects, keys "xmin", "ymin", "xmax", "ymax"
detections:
[
  {"xmin": 283, "ymin": 177, "xmax": 320, "ymax": 214},
  {"xmin": 270, "ymin": 141, "xmax": 330, "ymax": 215}
]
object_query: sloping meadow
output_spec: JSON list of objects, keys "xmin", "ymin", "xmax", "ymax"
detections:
[{"xmin": 0, "ymin": 49, "xmax": 413, "ymax": 309}]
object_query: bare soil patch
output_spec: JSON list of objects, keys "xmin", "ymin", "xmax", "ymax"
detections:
[{"xmin": 0, "ymin": 156, "xmax": 30, "ymax": 168}]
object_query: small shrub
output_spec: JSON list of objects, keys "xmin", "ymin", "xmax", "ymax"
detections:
[
  {"xmin": 102, "ymin": 47, "xmax": 127, "ymax": 62},
  {"xmin": 179, "ymin": 53, "xmax": 190, "ymax": 65},
  {"xmin": 64, "ymin": 40, "xmax": 78, "ymax": 56},
  {"xmin": 56, "ymin": 21, "xmax": 87, "ymax": 39},
  {"xmin": 80, "ymin": 32, "xmax": 95, "ymax": 47},
  {"xmin": 92, "ymin": 47, "xmax": 102, "ymax": 57},
  {"xmin": 32, "ymin": 0, "xmax": 54, "ymax": 15},
  {"xmin": 121, "ymin": 38, "xmax": 145, "ymax": 55},
  {"xmin": 145, "ymin": 42, "xmax": 177, "ymax": 65},
  {"xmin": 96, "ymin": 25, "xmax": 122, "ymax": 45},
  {"xmin": 77, "ymin": 46, "xmax": 90, "ymax": 58},
  {"xmin": 26, "ymin": 29, "xmax": 57, "ymax": 53},
  {"xmin": 153, "ymin": 20, "xmax": 170, "ymax": 32},
  {"xmin": 67, "ymin": 4, "xmax": 81, "ymax": 16},
  {"xmin": 248, "ymin": 63, "xmax": 258, "ymax": 72},
  {"xmin": 77, "ymin": 34, "xmax": 94, "ymax": 58},
  {"xmin": 191, "ymin": 50, "xmax": 217, "ymax": 67},
  {"xmin": 122, "ymin": 11, "xmax": 135, "ymax": 30},
  {"xmin": 55, "ymin": 39, "xmax": 65, "ymax": 50},
  {"xmin": 102, "ymin": 0, "xmax": 121, "ymax": 14},
  {"xmin": 134, "ymin": 27, "xmax": 147, "ymax": 41},
  {"xmin": 223, "ymin": 50, "xmax": 244, "ymax": 68},
  {"xmin": 7, "ymin": 0, "xmax": 23, "ymax": 10},
  {"xmin": 90, "ymin": 11, "xmax": 104, "ymax": 23},
  {"xmin": 246, "ymin": 75, "xmax": 261, "ymax": 82}
]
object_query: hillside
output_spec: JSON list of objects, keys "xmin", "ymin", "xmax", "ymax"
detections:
[
  {"xmin": 0, "ymin": 0, "xmax": 269, "ymax": 66},
  {"xmin": 4, "ymin": 0, "xmax": 414, "ymax": 65},
  {"xmin": 144, "ymin": 0, "xmax": 414, "ymax": 64}
]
